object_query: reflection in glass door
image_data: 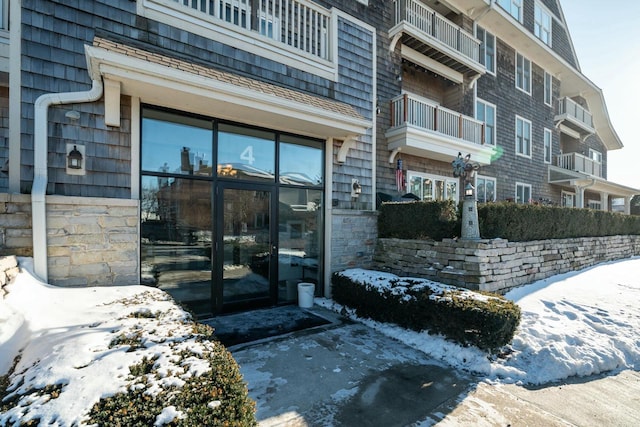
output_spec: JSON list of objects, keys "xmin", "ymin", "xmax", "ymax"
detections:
[{"xmin": 218, "ymin": 185, "xmax": 275, "ymax": 310}]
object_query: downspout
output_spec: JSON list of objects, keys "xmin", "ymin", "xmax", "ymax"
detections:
[{"xmin": 32, "ymin": 79, "xmax": 104, "ymax": 282}]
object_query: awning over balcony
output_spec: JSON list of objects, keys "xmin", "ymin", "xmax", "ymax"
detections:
[{"xmin": 85, "ymin": 38, "xmax": 371, "ymax": 140}]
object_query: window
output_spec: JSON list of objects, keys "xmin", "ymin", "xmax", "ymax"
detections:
[
  {"xmin": 515, "ymin": 116, "xmax": 532, "ymax": 157},
  {"xmin": 497, "ymin": 0, "xmax": 523, "ymax": 22},
  {"xmin": 408, "ymin": 172, "xmax": 458, "ymax": 202},
  {"xmin": 561, "ymin": 191, "xmax": 575, "ymax": 207},
  {"xmin": 544, "ymin": 71, "xmax": 553, "ymax": 106},
  {"xmin": 587, "ymin": 200, "xmax": 602, "ymax": 210},
  {"xmin": 476, "ymin": 26, "xmax": 496, "ymax": 74},
  {"xmin": 589, "ymin": 148, "xmax": 602, "ymax": 163},
  {"xmin": 543, "ymin": 128, "xmax": 552, "ymax": 164},
  {"xmin": 476, "ymin": 176, "xmax": 496, "ymax": 203},
  {"xmin": 516, "ymin": 52, "xmax": 531, "ymax": 94},
  {"xmin": 476, "ymin": 99, "xmax": 496, "ymax": 146},
  {"xmin": 516, "ymin": 182, "xmax": 532, "ymax": 204},
  {"xmin": 535, "ymin": 2, "xmax": 552, "ymax": 46}
]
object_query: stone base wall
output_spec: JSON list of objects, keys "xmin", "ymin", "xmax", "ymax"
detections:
[
  {"xmin": 374, "ymin": 236, "xmax": 640, "ymax": 293},
  {"xmin": 0, "ymin": 193, "xmax": 139, "ymax": 287},
  {"xmin": 0, "ymin": 194, "xmax": 33, "ymax": 257},
  {"xmin": 331, "ymin": 209, "xmax": 378, "ymax": 272},
  {"xmin": 47, "ymin": 196, "xmax": 139, "ymax": 287}
]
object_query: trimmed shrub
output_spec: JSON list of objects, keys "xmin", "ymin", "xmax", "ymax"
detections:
[
  {"xmin": 332, "ymin": 270, "xmax": 521, "ymax": 352},
  {"xmin": 379, "ymin": 201, "xmax": 640, "ymax": 241},
  {"xmin": 378, "ymin": 200, "xmax": 459, "ymax": 240}
]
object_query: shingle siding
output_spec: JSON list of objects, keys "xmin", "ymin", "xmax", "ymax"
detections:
[{"xmin": 20, "ymin": 0, "xmax": 375, "ymax": 200}]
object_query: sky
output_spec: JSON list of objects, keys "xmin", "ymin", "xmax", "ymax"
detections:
[
  {"xmin": 561, "ymin": 0, "xmax": 640, "ymax": 190},
  {"xmin": 2, "ymin": 256, "xmax": 640, "ymax": 424}
]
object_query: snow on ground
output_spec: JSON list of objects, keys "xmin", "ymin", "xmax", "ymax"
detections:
[
  {"xmin": 0, "ymin": 258, "xmax": 219, "ymax": 426},
  {"xmin": 1, "ymin": 256, "xmax": 640, "ymax": 424},
  {"xmin": 319, "ymin": 256, "xmax": 640, "ymax": 385}
]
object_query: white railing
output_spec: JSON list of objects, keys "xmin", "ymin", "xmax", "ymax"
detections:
[
  {"xmin": 555, "ymin": 152, "xmax": 602, "ymax": 177},
  {"xmin": 390, "ymin": 94, "xmax": 485, "ymax": 145},
  {"xmin": 557, "ymin": 97, "xmax": 593, "ymax": 129},
  {"xmin": 168, "ymin": 0, "xmax": 330, "ymax": 60},
  {"xmin": 394, "ymin": 0, "xmax": 480, "ymax": 64}
]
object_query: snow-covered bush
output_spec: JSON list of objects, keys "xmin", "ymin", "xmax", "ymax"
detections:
[{"xmin": 331, "ymin": 269, "xmax": 521, "ymax": 352}]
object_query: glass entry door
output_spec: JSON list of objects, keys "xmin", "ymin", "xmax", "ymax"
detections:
[{"xmin": 216, "ymin": 183, "xmax": 276, "ymax": 312}]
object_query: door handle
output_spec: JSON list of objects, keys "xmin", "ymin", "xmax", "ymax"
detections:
[{"xmin": 270, "ymin": 245, "xmax": 277, "ymax": 257}]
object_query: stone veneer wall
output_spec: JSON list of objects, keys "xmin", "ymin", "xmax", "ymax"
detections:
[
  {"xmin": 47, "ymin": 196, "xmax": 139, "ymax": 287},
  {"xmin": 374, "ymin": 236, "xmax": 640, "ymax": 293},
  {"xmin": 331, "ymin": 210, "xmax": 377, "ymax": 272},
  {"xmin": 0, "ymin": 193, "xmax": 139, "ymax": 287}
]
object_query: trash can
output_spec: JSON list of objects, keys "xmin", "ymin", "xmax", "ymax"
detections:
[{"xmin": 297, "ymin": 282, "xmax": 315, "ymax": 308}]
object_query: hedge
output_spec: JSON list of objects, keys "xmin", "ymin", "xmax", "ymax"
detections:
[
  {"xmin": 332, "ymin": 270, "xmax": 521, "ymax": 352},
  {"xmin": 379, "ymin": 201, "xmax": 640, "ymax": 241}
]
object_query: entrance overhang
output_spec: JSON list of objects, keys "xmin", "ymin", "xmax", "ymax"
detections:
[{"xmin": 85, "ymin": 38, "xmax": 371, "ymax": 140}]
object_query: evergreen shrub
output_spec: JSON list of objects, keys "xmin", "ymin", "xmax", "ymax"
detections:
[
  {"xmin": 379, "ymin": 201, "xmax": 640, "ymax": 241},
  {"xmin": 331, "ymin": 270, "xmax": 521, "ymax": 352}
]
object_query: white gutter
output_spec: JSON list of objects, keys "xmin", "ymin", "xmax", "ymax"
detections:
[{"xmin": 32, "ymin": 79, "xmax": 103, "ymax": 282}]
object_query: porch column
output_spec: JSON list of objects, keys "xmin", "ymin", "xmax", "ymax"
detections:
[
  {"xmin": 625, "ymin": 196, "xmax": 631, "ymax": 215},
  {"xmin": 574, "ymin": 185, "xmax": 585, "ymax": 209},
  {"xmin": 600, "ymin": 191, "xmax": 609, "ymax": 211}
]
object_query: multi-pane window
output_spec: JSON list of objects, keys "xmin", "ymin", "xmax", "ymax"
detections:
[
  {"xmin": 544, "ymin": 71, "xmax": 553, "ymax": 106},
  {"xmin": 561, "ymin": 191, "xmax": 575, "ymax": 207},
  {"xmin": 408, "ymin": 172, "xmax": 458, "ymax": 202},
  {"xmin": 544, "ymin": 128, "xmax": 552, "ymax": 164},
  {"xmin": 515, "ymin": 116, "xmax": 532, "ymax": 157},
  {"xmin": 589, "ymin": 148, "xmax": 602, "ymax": 163},
  {"xmin": 476, "ymin": 99, "xmax": 496, "ymax": 146},
  {"xmin": 497, "ymin": 0, "xmax": 523, "ymax": 22},
  {"xmin": 476, "ymin": 176, "xmax": 496, "ymax": 203},
  {"xmin": 516, "ymin": 182, "xmax": 532, "ymax": 204},
  {"xmin": 587, "ymin": 200, "xmax": 602, "ymax": 210},
  {"xmin": 535, "ymin": 2, "xmax": 552, "ymax": 46},
  {"xmin": 516, "ymin": 52, "xmax": 531, "ymax": 94},
  {"xmin": 476, "ymin": 26, "xmax": 496, "ymax": 74}
]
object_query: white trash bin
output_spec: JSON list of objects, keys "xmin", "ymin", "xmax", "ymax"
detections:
[{"xmin": 297, "ymin": 282, "xmax": 315, "ymax": 308}]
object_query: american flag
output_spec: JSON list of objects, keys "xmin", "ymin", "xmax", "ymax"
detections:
[{"xmin": 396, "ymin": 159, "xmax": 404, "ymax": 192}]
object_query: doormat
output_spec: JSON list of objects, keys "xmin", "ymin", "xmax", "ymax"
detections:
[{"xmin": 202, "ymin": 305, "xmax": 331, "ymax": 347}]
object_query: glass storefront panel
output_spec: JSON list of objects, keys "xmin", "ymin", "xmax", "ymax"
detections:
[
  {"xmin": 217, "ymin": 124, "xmax": 276, "ymax": 182},
  {"xmin": 278, "ymin": 188, "xmax": 323, "ymax": 303},
  {"xmin": 142, "ymin": 110, "xmax": 213, "ymax": 176},
  {"xmin": 222, "ymin": 188, "xmax": 272, "ymax": 304},
  {"xmin": 279, "ymin": 136, "xmax": 324, "ymax": 186},
  {"xmin": 140, "ymin": 176, "xmax": 213, "ymax": 315}
]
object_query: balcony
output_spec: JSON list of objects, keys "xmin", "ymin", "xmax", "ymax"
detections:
[
  {"xmin": 385, "ymin": 94, "xmax": 495, "ymax": 165},
  {"xmin": 142, "ymin": 0, "xmax": 334, "ymax": 78},
  {"xmin": 554, "ymin": 152, "xmax": 602, "ymax": 178},
  {"xmin": 389, "ymin": 0, "xmax": 485, "ymax": 80},
  {"xmin": 555, "ymin": 97, "xmax": 595, "ymax": 138}
]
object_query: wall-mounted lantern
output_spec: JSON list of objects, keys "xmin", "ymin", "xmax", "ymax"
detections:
[
  {"xmin": 351, "ymin": 179, "xmax": 362, "ymax": 198},
  {"xmin": 66, "ymin": 143, "xmax": 86, "ymax": 176}
]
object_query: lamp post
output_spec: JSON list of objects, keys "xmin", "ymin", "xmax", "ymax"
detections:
[{"xmin": 452, "ymin": 153, "xmax": 480, "ymax": 240}]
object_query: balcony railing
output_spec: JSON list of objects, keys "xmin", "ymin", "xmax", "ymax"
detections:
[
  {"xmin": 555, "ymin": 152, "xmax": 602, "ymax": 178},
  {"xmin": 556, "ymin": 97, "xmax": 594, "ymax": 132},
  {"xmin": 390, "ymin": 94, "xmax": 485, "ymax": 145},
  {"xmin": 393, "ymin": 0, "xmax": 481, "ymax": 65},
  {"xmin": 164, "ymin": 0, "xmax": 330, "ymax": 60}
]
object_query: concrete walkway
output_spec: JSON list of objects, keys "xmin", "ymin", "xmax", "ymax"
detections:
[{"xmin": 229, "ymin": 307, "xmax": 640, "ymax": 426}]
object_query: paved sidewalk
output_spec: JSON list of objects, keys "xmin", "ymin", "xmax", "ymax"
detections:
[{"xmin": 229, "ymin": 307, "xmax": 640, "ymax": 426}]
